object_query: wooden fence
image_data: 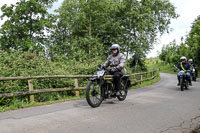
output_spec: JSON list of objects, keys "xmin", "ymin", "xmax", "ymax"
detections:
[{"xmin": 0, "ymin": 70, "xmax": 157, "ymax": 101}]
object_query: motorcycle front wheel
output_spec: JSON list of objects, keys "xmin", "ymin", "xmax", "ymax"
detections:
[
  {"xmin": 180, "ymin": 77, "xmax": 184, "ymax": 91},
  {"xmin": 86, "ymin": 80, "xmax": 104, "ymax": 108},
  {"xmin": 185, "ymin": 80, "xmax": 189, "ymax": 90}
]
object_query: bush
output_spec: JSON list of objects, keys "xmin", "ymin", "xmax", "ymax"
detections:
[{"xmin": 0, "ymin": 50, "xmax": 104, "ymax": 106}]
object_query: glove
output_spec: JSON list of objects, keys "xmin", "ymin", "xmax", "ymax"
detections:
[
  {"xmin": 98, "ymin": 64, "xmax": 105, "ymax": 70},
  {"xmin": 109, "ymin": 67, "xmax": 118, "ymax": 73},
  {"xmin": 101, "ymin": 64, "xmax": 105, "ymax": 69}
]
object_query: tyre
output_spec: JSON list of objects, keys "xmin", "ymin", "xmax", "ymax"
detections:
[
  {"xmin": 86, "ymin": 81, "xmax": 104, "ymax": 108},
  {"xmin": 193, "ymin": 73, "xmax": 196, "ymax": 81},
  {"xmin": 180, "ymin": 77, "xmax": 184, "ymax": 91},
  {"xmin": 117, "ymin": 80, "xmax": 128, "ymax": 101}
]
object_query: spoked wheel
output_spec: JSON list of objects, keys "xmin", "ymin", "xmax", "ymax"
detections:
[
  {"xmin": 117, "ymin": 80, "xmax": 128, "ymax": 101},
  {"xmin": 180, "ymin": 77, "xmax": 184, "ymax": 91},
  {"xmin": 86, "ymin": 81, "xmax": 104, "ymax": 108}
]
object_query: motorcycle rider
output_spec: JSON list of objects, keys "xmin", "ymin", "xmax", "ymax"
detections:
[
  {"xmin": 188, "ymin": 59, "xmax": 198, "ymax": 78},
  {"xmin": 102, "ymin": 44, "xmax": 126, "ymax": 96},
  {"xmin": 177, "ymin": 56, "xmax": 192, "ymax": 86}
]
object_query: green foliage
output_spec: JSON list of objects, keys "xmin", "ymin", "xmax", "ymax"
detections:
[
  {"xmin": 0, "ymin": 0, "xmax": 179, "ymax": 111},
  {"xmin": 186, "ymin": 16, "xmax": 200, "ymax": 66},
  {"xmin": 119, "ymin": 0, "xmax": 178, "ymax": 55},
  {"xmin": 159, "ymin": 16, "xmax": 200, "ymax": 67},
  {"xmin": 115, "ymin": 0, "xmax": 178, "ymax": 70},
  {"xmin": 146, "ymin": 58, "xmax": 176, "ymax": 74},
  {"xmin": 49, "ymin": 0, "xmax": 122, "ymax": 59},
  {"xmin": 49, "ymin": 0, "xmax": 178, "ymax": 61},
  {"xmin": 0, "ymin": 0, "xmax": 55, "ymax": 52},
  {"xmin": 128, "ymin": 53, "xmax": 148, "ymax": 73},
  {"xmin": 159, "ymin": 40, "xmax": 184, "ymax": 65},
  {"xmin": 0, "ymin": 50, "xmax": 104, "ymax": 107},
  {"xmin": 0, "ymin": 0, "xmax": 178, "ymax": 66}
]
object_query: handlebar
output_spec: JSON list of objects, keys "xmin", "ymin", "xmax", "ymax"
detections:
[
  {"xmin": 174, "ymin": 65, "xmax": 178, "ymax": 72},
  {"xmin": 173, "ymin": 65, "xmax": 191, "ymax": 73}
]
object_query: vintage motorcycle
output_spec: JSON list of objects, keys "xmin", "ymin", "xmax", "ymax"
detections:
[
  {"xmin": 191, "ymin": 67, "xmax": 197, "ymax": 81},
  {"xmin": 174, "ymin": 65, "xmax": 190, "ymax": 91},
  {"xmin": 86, "ymin": 65, "xmax": 131, "ymax": 108}
]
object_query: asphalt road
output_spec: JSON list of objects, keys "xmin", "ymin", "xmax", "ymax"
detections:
[{"xmin": 0, "ymin": 73, "xmax": 200, "ymax": 133}]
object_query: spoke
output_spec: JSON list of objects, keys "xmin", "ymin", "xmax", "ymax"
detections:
[{"xmin": 89, "ymin": 81, "xmax": 102, "ymax": 105}]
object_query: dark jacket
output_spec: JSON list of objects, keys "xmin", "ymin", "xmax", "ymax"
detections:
[
  {"xmin": 190, "ymin": 62, "xmax": 197, "ymax": 68},
  {"xmin": 177, "ymin": 62, "xmax": 192, "ymax": 71}
]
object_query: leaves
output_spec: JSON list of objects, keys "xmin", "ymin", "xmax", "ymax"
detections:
[{"xmin": 0, "ymin": 0, "xmax": 55, "ymax": 52}]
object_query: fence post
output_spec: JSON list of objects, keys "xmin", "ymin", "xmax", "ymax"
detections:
[
  {"xmin": 28, "ymin": 80, "xmax": 34, "ymax": 102},
  {"xmin": 140, "ymin": 74, "xmax": 143, "ymax": 84},
  {"xmin": 74, "ymin": 78, "xmax": 80, "ymax": 97}
]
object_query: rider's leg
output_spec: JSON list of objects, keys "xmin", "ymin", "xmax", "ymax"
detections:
[
  {"xmin": 113, "ymin": 72, "xmax": 123, "ymax": 95},
  {"xmin": 186, "ymin": 72, "xmax": 192, "ymax": 85},
  {"xmin": 177, "ymin": 74, "xmax": 180, "ymax": 86}
]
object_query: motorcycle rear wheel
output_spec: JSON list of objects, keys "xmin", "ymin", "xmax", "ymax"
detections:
[
  {"xmin": 117, "ymin": 80, "xmax": 128, "ymax": 101},
  {"xmin": 193, "ymin": 73, "xmax": 196, "ymax": 81}
]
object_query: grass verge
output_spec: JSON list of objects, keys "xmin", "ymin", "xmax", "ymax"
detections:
[
  {"xmin": 130, "ymin": 73, "xmax": 160, "ymax": 89},
  {"xmin": 146, "ymin": 58, "xmax": 176, "ymax": 74},
  {"xmin": 0, "ymin": 96, "xmax": 84, "ymax": 112}
]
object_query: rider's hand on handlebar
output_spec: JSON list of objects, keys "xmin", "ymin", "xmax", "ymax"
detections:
[
  {"xmin": 109, "ymin": 67, "xmax": 118, "ymax": 72},
  {"xmin": 98, "ymin": 64, "xmax": 105, "ymax": 69}
]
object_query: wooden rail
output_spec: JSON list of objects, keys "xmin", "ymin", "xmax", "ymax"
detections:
[{"xmin": 0, "ymin": 71, "xmax": 157, "ymax": 101}]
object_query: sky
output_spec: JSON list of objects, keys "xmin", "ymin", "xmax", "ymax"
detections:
[{"xmin": 1, "ymin": 0, "xmax": 200, "ymax": 58}]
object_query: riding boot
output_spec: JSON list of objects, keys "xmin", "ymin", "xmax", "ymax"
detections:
[
  {"xmin": 177, "ymin": 79, "xmax": 180, "ymax": 86},
  {"xmin": 189, "ymin": 80, "xmax": 192, "ymax": 86},
  {"xmin": 115, "ymin": 82, "xmax": 121, "ymax": 96}
]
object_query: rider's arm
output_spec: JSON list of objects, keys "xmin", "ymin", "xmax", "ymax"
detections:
[
  {"xmin": 116, "ymin": 54, "xmax": 126, "ymax": 71},
  {"xmin": 177, "ymin": 63, "xmax": 181, "ymax": 69},
  {"xmin": 188, "ymin": 63, "xmax": 193, "ymax": 70},
  {"xmin": 103, "ymin": 55, "xmax": 112, "ymax": 68}
]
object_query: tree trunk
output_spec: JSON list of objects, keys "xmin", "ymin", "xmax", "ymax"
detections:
[{"xmin": 88, "ymin": 15, "xmax": 92, "ymax": 55}]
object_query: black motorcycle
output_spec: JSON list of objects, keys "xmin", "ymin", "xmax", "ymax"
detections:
[
  {"xmin": 191, "ymin": 68, "xmax": 197, "ymax": 81},
  {"xmin": 174, "ymin": 65, "xmax": 189, "ymax": 91},
  {"xmin": 86, "ymin": 65, "xmax": 131, "ymax": 108}
]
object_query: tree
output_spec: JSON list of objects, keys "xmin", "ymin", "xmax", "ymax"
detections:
[
  {"xmin": 0, "ymin": 0, "xmax": 56, "ymax": 53},
  {"xmin": 186, "ymin": 15, "xmax": 200, "ymax": 65},
  {"xmin": 49, "ymin": 0, "xmax": 122, "ymax": 59},
  {"xmin": 159, "ymin": 40, "xmax": 189, "ymax": 65},
  {"xmin": 118, "ymin": 0, "xmax": 178, "ymax": 71},
  {"xmin": 49, "ymin": 0, "xmax": 178, "ymax": 61}
]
